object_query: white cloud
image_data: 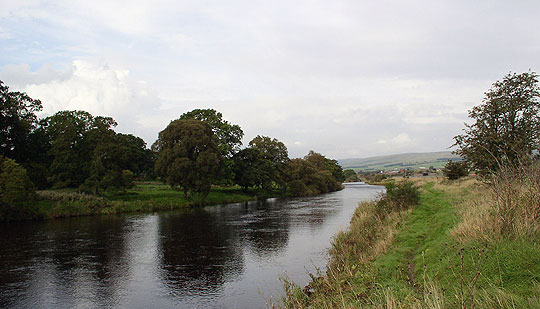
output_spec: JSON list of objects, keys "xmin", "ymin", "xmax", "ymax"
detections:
[
  {"xmin": 377, "ymin": 133, "xmax": 412, "ymax": 146},
  {"xmin": 1, "ymin": 60, "xmax": 163, "ymax": 145},
  {"xmin": 1, "ymin": 0, "xmax": 540, "ymax": 158}
]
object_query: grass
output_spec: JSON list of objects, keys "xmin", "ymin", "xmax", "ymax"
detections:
[
  {"xmin": 280, "ymin": 174, "xmax": 540, "ymax": 308},
  {"xmin": 32, "ymin": 182, "xmax": 257, "ymax": 219}
]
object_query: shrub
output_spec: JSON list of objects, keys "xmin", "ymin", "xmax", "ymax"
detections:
[
  {"xmin": 377, "ymin": 180, "xmax": 420, "ymax": 213},
  {"xmin": 443, "ymin": 160, "xmax": 469, "ymax": 180}
]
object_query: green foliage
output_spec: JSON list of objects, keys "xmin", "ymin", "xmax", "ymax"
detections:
[
  {"xmin": 154, "ymin": 119, "xmax": 222, "ymax": 204},
  {"xmin": 377, "ymin": 180, "xmax": 420, "ymax": 212},
  {"xmin": 179, "ymin": 109, "xmax": 243, "ymax": 185},
  {"xmin": 32, "ymin": 183, "xmax": 256, "ymax": 220},
  {"xmin": 39, "ymin": 110, "xmax": 152, "ymax": 193},
  {"xmin": 0, "ymin": 80, "xmax": 43, "ymax": 163},
  {"xmin": 42, "ymin": 110, "xmax": 114, "ymax": 188},
  {"xmin": 442, "ymin": 160, "xmax": 469, "ymax": 180},
  {"xmin": 179, "ymin": 109, "xmax": 243, "ymax": 158},
  {"xmin": 232, "ymin": 147, "xmax": 265, "ymax": 192},
  {"xmin": 0, "ymin": 157, "xmax": 37, "ymax": 220},
  {"xmin": 343, "ymin": 169, "xmax": 358, "ymax": 182},
  {"xmin": 285, "ymin": 151, "xmax": 343, "ymax": 197},
  {"xmin": 362, "ymin": 172, "xmax": 388, "ymax": 184},
  {"xmin": 245, "ymin": 135, "xmax": 289, "ymax": 197},
  {"xmin": 454, "ymin": 71, "xmax": 540, "ymax": 175}
]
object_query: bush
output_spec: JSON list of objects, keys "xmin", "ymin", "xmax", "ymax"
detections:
[
  {"xmin": 443, "ymin": 160, "xmax": 469, "ymax": 180},
  {"xmin": 377, "ymin": 180, "xmax": 420, "ymax": 213}
]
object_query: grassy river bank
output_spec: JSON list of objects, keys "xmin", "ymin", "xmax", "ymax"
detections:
[
  {"xmin": 282, "ymin": 174, "xmax": 540, "ymax": 308},
  {"xmin": 30, "ymin": 182, "xmax": 257, "ymax": 219}
]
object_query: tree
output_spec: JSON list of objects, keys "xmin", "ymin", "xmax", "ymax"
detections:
[
  {"xmin": 179, "ymin": 109, "xmax": 243, "ymax": 184},
  {"xmin": 42, "ymin": 111, "xmax": 117, "ymax": 188},
  {"xmin": 304, "ymin": 150, "xmax": 345, "ymax": 183},
  {"xmin": 0, "ymin": 81, "xmax": 43, "ymax": 163},
  {"xmin": 285, "ymin": 151, "xmax": 344, "ymax": 197},
  {"xmin": 442, "ymin": 160, "xmax": 469, "ymax": 180},
  {"xmin": 232, "ymin": 148, "xmax": 264, "ymax": 192},
  {"xmin": 0, "ymin": 157, "xmax": 36, "ymax": 220},
  {"xmin": 246, "ymin": 135, "xmax": 289, "ymax": 196},
  {"xmin": 117, "ymin": 134, "xmax": 155, "ymax": 177},
  {"xmin": 42, "ymin": 110, "xmax": 145, "ymax": 193},
  {"xmin": 453, "ymin": 71, "xmax": 540, "ymax": 174},
  {"xmin": 179, "ymin": 109, "xmax": 243, "ymax": 158},
  {"xmin": 154, "ymin": 119, "xmax": 222, "ymax": 203},
  {"xmin": 343, "ymin": 169, "xmax": 358, "ymax": 182},
  {"xmin": 249, "ymin": 135, "xmax": 289, "ymax": 164}
]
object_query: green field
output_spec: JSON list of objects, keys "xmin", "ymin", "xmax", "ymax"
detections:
[{"xmin": 339, "ymin": 151, "xmax": 461, "ymax": 172}]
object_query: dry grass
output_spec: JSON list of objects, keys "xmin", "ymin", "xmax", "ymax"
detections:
[
  {"xmin": 279, "ymin": 197, "xmax": 412, "ymax": 308},
  {"xmin": 280, "ymin": 169, "xmax": 540, "ymax": 308},
  {"xmin": 329, "ymin": 201, "xmax": 410, "ymax": 268},
  {"xmin": 452, "ymin": 164, "xmax": 540, "ymax": 242}
]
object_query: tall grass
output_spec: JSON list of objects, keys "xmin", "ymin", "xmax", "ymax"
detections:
[
  {"xmin": 279, "ymin": 181, "xmax": 419, "ymax": 308},
  {"xmin": 453, "ymin": 163, "xmax": 540, "ymax": 242},
  {"xmin": 280, "ymin": 172, "xmax": 540, "ymax": 308}
]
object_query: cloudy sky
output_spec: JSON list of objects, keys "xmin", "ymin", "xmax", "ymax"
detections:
[{"xmin": 1, "ymin": 1, "xmax": 539, "ymax": 159}]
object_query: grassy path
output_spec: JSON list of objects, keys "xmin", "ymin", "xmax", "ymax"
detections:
[
  {"xmin": 374, "ymin": 182, "xmax": 459, "ymax": 300},
  {"xmin": 282, "ymin": 179, "xmax": 540, "ymax": 308}
]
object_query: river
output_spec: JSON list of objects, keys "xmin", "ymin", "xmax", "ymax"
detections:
[{"xmin": 0, "ymin": 183, "xmax": 383, "ymax": 308}]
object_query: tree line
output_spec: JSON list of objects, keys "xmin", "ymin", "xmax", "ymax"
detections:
[
  {"xmin": 1, "ymin": 80, "xmax": 344, "ymax": 217},
  {"xmin": 152, "ymin": 109, "xmax": 344, "ymax": 203}
]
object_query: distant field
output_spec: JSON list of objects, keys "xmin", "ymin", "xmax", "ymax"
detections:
[{"xmin": 338, "ymin": 151, "xmax": 461, "ymax": 172}]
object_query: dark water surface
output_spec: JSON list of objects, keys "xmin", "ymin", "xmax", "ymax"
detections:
[{"xmin": 0, "ymin": 183, "xmax": 382, "ymax": 308}]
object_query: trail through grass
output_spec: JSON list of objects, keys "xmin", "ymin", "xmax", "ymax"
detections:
[{"xmin": 281, "ymin": 179, "xmax": 540, "ymax": 308}]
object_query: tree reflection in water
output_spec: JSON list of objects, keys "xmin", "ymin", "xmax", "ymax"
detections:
[
  {"xmin": 0, "ymin": 185, "xmax": 384, "ymax": 308},
  {"xmin": 157, "ymin": 209, "xmax": 244, "ymax": 297},
  {"xmin": 0, "ymin": 216, "xmax": 132, "ymax": 308}
]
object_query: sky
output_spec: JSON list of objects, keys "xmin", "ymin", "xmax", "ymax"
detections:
[{"xmin": 1, "ymin": 0, "xmax": 539, "ymax": 159}]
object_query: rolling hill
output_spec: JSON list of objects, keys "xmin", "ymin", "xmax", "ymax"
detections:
[{"xmin": 338, "ymin": 151, "xmax": 461, "ymax": 172}]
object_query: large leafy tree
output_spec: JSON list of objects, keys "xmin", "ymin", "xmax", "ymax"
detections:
[
  {"xmin": 82, "ymin": 125, "xmax": 149, "ymax": 194},
  {"xmin": 114, "ymin": 133, "xmax": 156, "ymax": 178},
  {"xmin": 154, "ymin": 119, "xmax": 222, "ymax": 203},
  {"xmin": 232, "ymin": 148, "xmax": 265, "ymax": 192},
  {"xmin": 179, "ymin": 109, "xmax": 243, "ymax": 158},
  {"xmin": 246, "ymin": 135, "xmax": 289, "ymax": 195},
  {"xmin": 179, "ymin": 109, "xmax": 243, "ymax": 184},
  {"xmin": 42, "ymin": 111, "xmax": 117, "ymax": 188},
  {"xmin": 0, "ymin": 81, "xmax": 43, "ymax": 163},
  {"xmin": 454, "ymin": 71, "xmax": 540, "ymax": 174}
]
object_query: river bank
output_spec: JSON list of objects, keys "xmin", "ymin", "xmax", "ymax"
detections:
[
  {"xmin": 282, "ymin": 176, "xmax": 540, "ymax": 308},
  {"xmin": 0, "ymin": 184, "xmax": 381, "ymax": 308},
  {"xmin": 27, "ymin": 182, "xmax": 258, "ymax": 220}
]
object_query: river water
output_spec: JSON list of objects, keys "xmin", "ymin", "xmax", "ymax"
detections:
[{"xmin": 0, "ymin": 183, "xmax": 383, "ymax": 308}]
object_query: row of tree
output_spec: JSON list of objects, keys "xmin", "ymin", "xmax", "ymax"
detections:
[
  {"xmin": 1, "ymin": 80, "xmax": 345, "ymax": 210},
  {"xmin": 0, "ymin": 83, "xmax": 155, "ymax": 193},
  {"xmin": 153, "ymin": 110, "xmax": 344, "ymax": 202}
]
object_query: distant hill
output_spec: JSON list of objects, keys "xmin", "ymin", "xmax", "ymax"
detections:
[{"xmin": 338, "ymin": 151, "xmax": 461, "ymax": 172}]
